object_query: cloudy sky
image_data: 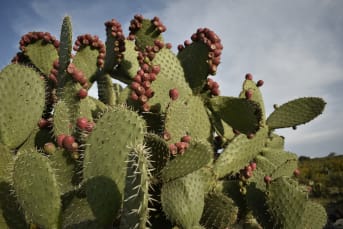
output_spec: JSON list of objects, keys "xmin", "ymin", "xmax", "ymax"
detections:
[{"xmin": 0, "ymin": 0, "xmax": 342, "ymax": 158}]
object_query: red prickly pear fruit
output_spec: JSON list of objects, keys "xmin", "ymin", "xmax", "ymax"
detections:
[
  {"xmin": 247, "ymin": 133, "xmax": 254, "ymax": 139},
  {"xmin": 256, "ymin": 80, "xmax": 264, "ymax": 87},
  {"xmin": 142, "ymin": 81, "xmax": 151, "ymax": 89},
  {"xmin": 138, "ymin": 95, "xmax": 148, "ymax": 104},
  {"xmin": 149, "ymin": 73, "xmax": 157, "ymax": 81},
  {"xmin": 135, "ymin": 86, "xmax": 146, "ymax": 96},
  {"xmin": 44, "ymin": 142, "xmax": 56, "ymax": 154},
  {"xmin": 76, "ymin": 117, "xmax": 88, "ymax": 130},
  {"xmin": 244, "ymin": 170, "xmax": 253, "ymax": 179},
  {"xmin": 130, "ymin": 91, "xmax": 139, "ymax": 101},
  {"xmin": 175, "ymin": 141, "xmax": 189, "ymax": 154},
  {"xmin": 163, "ymin": 130, "xmax": 171, "ymax": 141},
  {"xmin": 264, "ymin": 175, "xmax": 272, "ymax": 184},
  {"xmin": 250, "ymin": 162, "xmax": 257, "ymax": 171},
  {"xmin": 130, "ymin": 81, "xmax": 140, "ymax": 90},
  {"xmin": 86, "ymin": 122, "xmax": 95, "ymax": 132},
  {"xmin": 245, "ymin": 165, "xmax": 253, "ymax": 172},
  {"xmin": 169, "ymin": 88, "xmax": 179, "ymax": 100},
  {"xmin": 145, "ymin": 88, "xmax": 154, "ymax": 98},
  {"xmin": 211, "ymin": 87, "xmax": 220, "ymax": 96},
  {"xmin": 165, "ymin": 43, "xmax": 172, "ymax": 49},
  {"xmin": 67, "ymin": 63, "xmax": 76, "ymax": 74},
  {"xmin": 152, "ymin": 65, "xmax": 160, "ymax": 74},
  {"xmin": 38, "ymin": 118, "xmax": 49, "ymax": 129},
  {"xmin": 181, "ymin": 135, "xmax": 191, "ymax": 143},
  {"xmin": 293, "ymin": 168, "xmax": 300, "ymax": 177},
  {"xmin": 77, "ymin": 88, "xmax": 88, "ymax": 99},
  {"xmin": 245, "ymin": 90, "xmax": 253, "ymax": 100},
  {"xmin": 62, "ymin": 135, "xmax": 76, "ymax": 152},
  {"xmin": 245, "ymin": 73, "xmax": 253, "ymax": 80},
  {"xmin": 57, "ymin": 134, "xmax": 66, "ymax": 148},
  {"xmin": 169, "ymin": 144, "xmax": 178, "ymax": 156},
  {"xmin": 141, "ymin": 103, "xmax": 150, "ymax": 112}
]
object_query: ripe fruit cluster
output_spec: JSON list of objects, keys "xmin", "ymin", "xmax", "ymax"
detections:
[
  {"xmin": 178, "ymin": 28, "xmax": 223, "ymax": 75},
  {"xmin": 244, "ymin": 73, "xmax": 264, "ymax": 100},
  {"xmin": 76, "ymin": 117, "xmax": 95, "ymax": 133},
  {"xmin": 19, "ymin": 31, "xmax": 60, "ymax": 52},
  {"xmin": 104, "ymin": 19, "xmax": 126, "ymax": 61},
  {"xmin": 205, "ymin": 78, "xmax": 220, "ymax": 96},
  {"xmin": 169, "ymin": 134, "xmax": 192, "ymax": 156},
  {"xmin": 239, "ymin": 161, "xmax": 257, "ymax": 180},
  {"xmin": 73, "ymin": 34, "xmax": 106, "ymax": 68},
  {"xmin": 130, "ymin": 44, "xmax": 162, "ymax": 111},
  {"xmin": 66, "ymin": 63, "xmax": 89, "ymax": 99}
]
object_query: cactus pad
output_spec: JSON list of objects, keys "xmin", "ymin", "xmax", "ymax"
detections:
[
  {"xmin": 266, "ymin": 97, "xmax": 326, "ymax": 130},
  {"xmin": 161, "ymin": 171, "xmax": 204, "ymax": 228},
  {"xmin": 209, "ymin": 96, "xmax": 262, "ymax": 135},
  {"xmin": 83, "ymin": 105, "xmax": 146, "ymax": 225},
  {"xmin": 0, "ymin": 64, "xmax": 45, "ymax": 148},
  {"xmin": 13, "ymin": 151, "xmax": 61, "ymax": 228},
  {"xmin": 161, "ymin": 140, "xmax": 212, "ymax": 182}
]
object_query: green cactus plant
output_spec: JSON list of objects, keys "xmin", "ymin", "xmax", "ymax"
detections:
[{"xmin": 0, "ymin": 14, "xmax": 327, "ymax": 229}]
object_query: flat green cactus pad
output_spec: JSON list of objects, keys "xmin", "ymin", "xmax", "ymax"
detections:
[
  {"xmin": 148, "ymin": 48, "xmax": 192, "ymax": 112},
  {"xmin": 267, "ymin": 176, "xmax": 327, "ymax": 229},
  {"xmin": 59, "ymin": 16, "xmax": 72, "ymax": 71},
  {"xmin": 61, "ymin": 197, "xmax": 101, "ymax": 228},
  {"xmin": 0, "ymin": 64, "xmax": 45, "ymax": 149},
  {"xmin": 120, "ymin": 144, "xmax": 151, "ymax": 229},
  {"xmin": 144, "ymin": 133, "xmax": 170, "ymax": 177},
  {"xmin": 73, "ymin": 45, "xmax": 99, "ymax": 82},
  {"xmin": 0, "ymin": 144, "xmax": 13, "ymax": 183},
  {"xmin": 134, "ymin": 18, "xmax": 164, "ymax": 51},
  {"xmin": 13, "ymin": 151, "xmax": 61, "ymax": 228},
  {"xmin": 164, "ymin": 96, "xmax": 212, "ymax": 144},
  {"xmin": 161, "ymin": 171, "xmax": 204, "ymax": 229},
  {"xmin": 53, "ymin": 100, "xmax": 72, "ymax": 137},
  {"xmin": 200, "ymin": 193, "xmax": 238, "ymax": 228},
  {"xmin": 49, "ymin": 148, "xmax": 78, "ymax": 194},
  {"xmin": 266, "ymin": 97, "xmax": 326, "ymax": 130},
  {"xmin": 83, "ymin": 105, "xmax": 146, "ymax": 225},
  {"xmin": 239, "ymin": 78, "xmax": 266, "ymax": 123},
  {"xmin": 161, "ymin": 140, "xmax": 212, "ymax": 182},
  {"xmin": 116, "ymin": 39, "xmax": 140, "ymax": 80},
  {"xmin": 209, "ymin": 96, "xmax": 262, "ymax": 135},
  {"xmin": 214, "ymin": 127, "xmax": 268, "ymax": 178},
  {"xmin": 25, "ymin": 40, "xmax": 59, "ymax": 75},
  {"xmin": 177, "ymin": 42, "xmax": 211, "ymax": 92}
]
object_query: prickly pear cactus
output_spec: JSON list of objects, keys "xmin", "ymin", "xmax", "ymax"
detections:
[{"xmin": 0, "ymin": 14, "xmax": 327, "ymax": 229}]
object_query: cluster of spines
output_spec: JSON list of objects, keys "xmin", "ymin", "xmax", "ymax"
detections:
[
  {"xmin": 179, "ymin": 28, "xmax": 223, "ymax": 75},
  {"xmin": 18, "ymin": 31, "xmax": 60, "ymax": 51},
  {"xmin": 104, "ymin": 19, "xmax": 126, "ymax": 61},
  {"xmin": 73, "ymin": 34, "xmax": 106, "ymax": 68}
]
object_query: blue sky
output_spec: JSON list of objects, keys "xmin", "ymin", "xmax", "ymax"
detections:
[{"xmin": 1, "ymin": 0, "xmax": 342, "ymax": 157}]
